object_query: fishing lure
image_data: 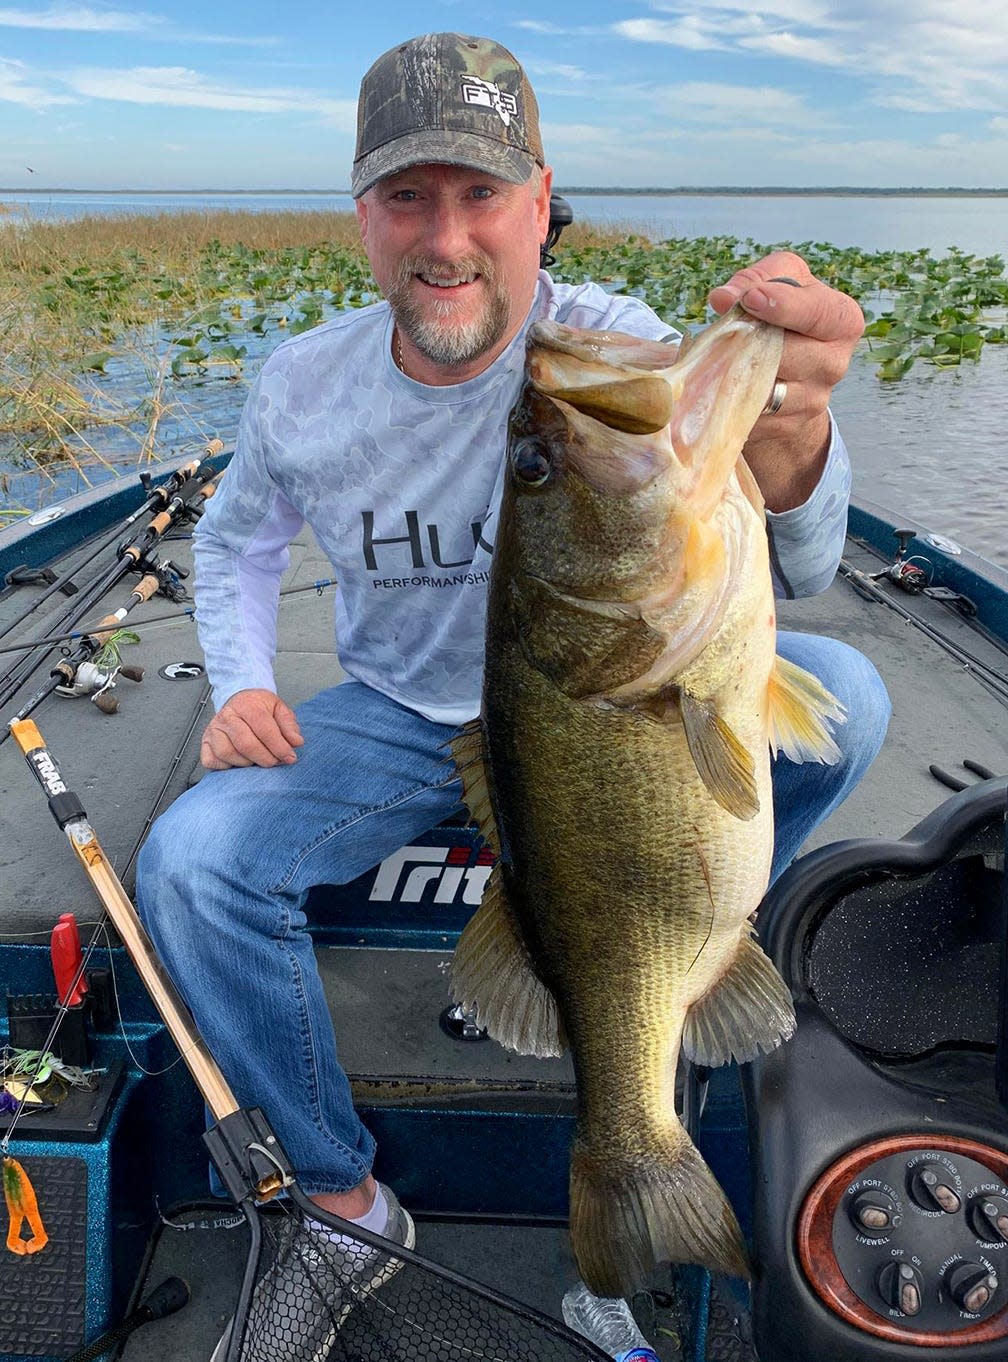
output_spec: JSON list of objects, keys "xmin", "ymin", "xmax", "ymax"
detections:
[{"xmin": 3, "ymin": 1156, "xmax": 48, "ymax": 1255}]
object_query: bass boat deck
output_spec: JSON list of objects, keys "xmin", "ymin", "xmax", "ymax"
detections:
[{"xmin": 0, "ymin": 453, "xmax": 1006, "ymax": 1362}]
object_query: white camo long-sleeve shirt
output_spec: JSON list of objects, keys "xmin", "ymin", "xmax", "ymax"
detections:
[{"xmin": 193, "ymin": 272, "xmax": 852, "ymax": 726}]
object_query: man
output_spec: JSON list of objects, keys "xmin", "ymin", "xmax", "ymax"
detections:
[{"xmin": 137, "ymin": 31, "xmax": 889, "ymax": 1358}]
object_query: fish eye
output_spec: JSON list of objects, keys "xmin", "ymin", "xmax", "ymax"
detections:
[{"xmin": 512, "ymin": 438, "xmax": 553, "ymax": 487}]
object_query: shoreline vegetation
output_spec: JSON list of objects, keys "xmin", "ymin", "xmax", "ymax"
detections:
[{"xmin": 1, "ymin": 208, "xmax": 1006, "ymax": 524}]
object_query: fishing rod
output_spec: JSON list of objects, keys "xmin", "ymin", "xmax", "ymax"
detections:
[
  {"xmin": 839, "ymin": 559, "xmax": 1008, "ymax": 710},
  {"xmin": 0, "ymin": 464, "xmax": 221, "ymax": 712},
  {"xmin": 0, "ymin": 450, "xmax": 219, "ymax": 646},
  {"xmin": 8, "ymin": 717, "xmax": 603, "ymax": 1362},
  {"xmin": 0, "ymin": 578, "xmax": 339, "ymax": 659},
  {"xmin": 0, "ymin": 457, "xmax": 219, "ymax": 701},
  {"xmin": 0, "ymin": 559, "xmax": 183, "ymax": 745}
]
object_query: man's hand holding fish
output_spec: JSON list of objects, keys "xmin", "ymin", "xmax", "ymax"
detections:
[{"xmin": 709, "ymin": 249, "xmax": 867, "ymax": 512}]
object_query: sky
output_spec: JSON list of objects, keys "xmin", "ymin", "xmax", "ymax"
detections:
[{"xmin": 1, "ymin": 1, "xmax": 1006, "ymax": 191}]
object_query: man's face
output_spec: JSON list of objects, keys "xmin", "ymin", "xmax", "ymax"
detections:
[{"xmin": 356, "ymin": 161, "xmax": 553, "ymax": 378}]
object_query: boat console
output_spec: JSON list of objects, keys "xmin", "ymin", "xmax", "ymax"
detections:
[{"xmin": 747, "ymin": 778, "xmax": 1008, "ymax": 1359}]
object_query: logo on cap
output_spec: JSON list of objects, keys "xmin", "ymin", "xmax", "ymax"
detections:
[{"xmin": 460, "ymin": 76, "xmax": 518, "ymax": 127}]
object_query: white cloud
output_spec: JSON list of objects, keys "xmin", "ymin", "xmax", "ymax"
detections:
[
  {"xmin": 513, "ymin": 20, "xmax": 604, "ymax": 37},
  {"xmin": 649, "ymin": 0, "xmax": 836, "ymax": 21},
  {"xmin": 62, "ymin": 66, "xmax": 356, "ymax": 124},
  {"xmin": 0, "ymin": 4, "xmax": 276, "ymax": 45},
  {"xmin": 523, "ymin": 59, "xmax": 596, "ymax": 83},
  {"xmin": 0, "ymin": 56, "xmax": 76, "ymax": 107},
  {"xmin": 0, "ymin": 5, "xmax": 152, "ymax": 31},
  {"xmin": 614, "ymin": 17, "xmax": 729, "ymax": 51},
  {"xmin": 739, "ymin": 31, "xmax": 852, "ymax": 65},
  {"xmin": 654, "ymin": 81, "xmax": 827, "ymax": 126},
  {"xmin": 614, "ymin": 3, "xmax": 1008, "ymax": 114}
]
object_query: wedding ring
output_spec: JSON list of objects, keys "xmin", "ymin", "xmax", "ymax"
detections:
[{"xmin": 763, "ymin": 380, "xmax": 787, "ymax": 415}]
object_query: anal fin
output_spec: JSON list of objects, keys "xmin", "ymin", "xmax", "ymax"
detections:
[
  {"xmin": 682, "ymin": 930, "xmax": 796, "ymax": 1066},
  {"xmin": 450, "ymin": 869, "xmax": 567, "ymax": 1058}
]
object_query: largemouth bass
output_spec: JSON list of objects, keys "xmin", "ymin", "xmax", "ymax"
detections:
[{"xmin": 450, "ymin": 306, "xmax": 844, "ymax": 1296}]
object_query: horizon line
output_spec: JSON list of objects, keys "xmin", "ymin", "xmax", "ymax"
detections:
[{"xmin": 2, "ymin": 185, "xmax": 1008, "ymax": 197}]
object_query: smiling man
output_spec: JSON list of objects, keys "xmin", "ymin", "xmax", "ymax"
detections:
[{"xmin": 136, "ymin": 32, "xmax": 890, "ymax": 1361}]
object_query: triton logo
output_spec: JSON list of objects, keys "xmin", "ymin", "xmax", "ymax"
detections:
[
  {"xmin": 30, "ymin": 750, "xmax": 67, "ymax": 797},
  {"xmin": 369, "ymin": 844, "xmax": 495, "ymax": 906}
]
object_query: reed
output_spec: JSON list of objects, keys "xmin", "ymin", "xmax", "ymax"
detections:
[{"xmin": 1, "ymin": 206, "xmax": 1004, "ymax": 521}]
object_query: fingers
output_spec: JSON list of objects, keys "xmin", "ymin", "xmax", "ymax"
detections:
[
  {"xmin": 200, "ymin": 689, "xmax": 303, "ymax": 771},
  {"xmin": 759, "ymin": 333, "xmax": 854, "ymax": 424},
  {"xmin": 709, "ymin": 251, "xmax": 865, "ymax": 348}
]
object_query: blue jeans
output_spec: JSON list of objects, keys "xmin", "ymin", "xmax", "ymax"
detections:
[{"xmin": 136, "ymin": 631, "xmax": 890, "ymax": 1194}]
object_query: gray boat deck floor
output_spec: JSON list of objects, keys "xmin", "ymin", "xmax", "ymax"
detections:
[{"xmin": 1, "ymin": 511, "xmax": 1007, "ymax": 1361}]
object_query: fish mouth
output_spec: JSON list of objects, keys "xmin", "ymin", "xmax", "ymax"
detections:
[
  {"xmin": 525, "ymin": 309, "xmax": 783, "ymax": 513},
  {"xmin": 527, "ymin": 325, "xmax": 679, "ymax": 435}
]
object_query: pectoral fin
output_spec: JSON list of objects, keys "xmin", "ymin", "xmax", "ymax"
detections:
[
  {"xmin": 767, "ymin": 655, "xmax": 845, "ymax": 764},
  {"xmin": 680, "ymin": 690, "xmax": 760, "ymax": 820},
  {"xmin": 682, "ymin": 930, "xmax": 796, "ymax": 1066},
  {"xmin": 513, "ymin": 577, "xmax": 666, "ymax": 699},
  {"xmin": 450, "ymin": 869, "xmax": 567, "ymax": 1058}
]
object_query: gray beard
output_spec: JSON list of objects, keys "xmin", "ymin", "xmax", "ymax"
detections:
[{"xmin": 386, "ymin": 254, "xmax": 511, "ymax": 368}]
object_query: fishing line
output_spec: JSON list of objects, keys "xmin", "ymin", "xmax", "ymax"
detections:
[
  {"xmin": 0, "ymin": 579, "xmax": 337, "ymax": 659},
  {"xmin": 99, "ymin": 922, "xmax": 186, "ymax": 1081},
  {"xmin": 123, "ymin": 681, "xmax": 213, "ymax": 880},
  {"xmin": 0, "ymin": 908, "xmax": 187, "ymax": 1153}
]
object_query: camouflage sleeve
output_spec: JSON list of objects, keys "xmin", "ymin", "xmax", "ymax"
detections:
[
  {"xmin": 765, "ymin": 413, "xmax": 852, "ymax": 599},
  {"xmin": 193, "ymin": 367, "xmax": 305, "ymax": 709}
]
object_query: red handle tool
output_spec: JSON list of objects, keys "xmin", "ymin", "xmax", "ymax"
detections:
[{"xmin": 50, "ymin": 912, "xmax": 88, "ymax": 1007}]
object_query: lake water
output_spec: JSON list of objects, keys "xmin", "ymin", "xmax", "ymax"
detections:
[
  {"xmin": 5, "ymin": 189, "xmax": 1008, "ymax": 258},
  {"xmin": 3, "ymin": 191, "xmax": 1007, "ymax": 569}
]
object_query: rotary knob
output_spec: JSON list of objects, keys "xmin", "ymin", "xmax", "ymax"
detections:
[
  {"xmin": 849, "ymin": 1188, "xmax": 900, "ymax": 1235},
  {"xmin": 907, "ymin": 1164, "xmax": 961, "ymax": 1214},
  {"xmin": 876, "ymin": 1261, "xmax": 924, "ymax": 1316},
  {"xmin": 968, "ymin": 1194, "xmax": 1008, "ymax": 1245},
  {"xmin": 946, "ymin": 1262, "xmax": 999, "ymax": 1315}
]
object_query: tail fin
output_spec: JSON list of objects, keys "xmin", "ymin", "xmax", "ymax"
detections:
[{"xmin": 569, "ymin": 1119, "xmax": 749, "ymax": 1297}]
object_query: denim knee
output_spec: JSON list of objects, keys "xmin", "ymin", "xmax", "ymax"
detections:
[
  {"xmin": 135, "ymin": 782, "xmax": 235, "ymax": 935},
  {"xmin": 829, "ymin": 643, "xmax": 891, "ymax": 779}
]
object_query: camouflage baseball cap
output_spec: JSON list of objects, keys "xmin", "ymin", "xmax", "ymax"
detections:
[{"xmin": 352, "ymin": 33, "xmax": 544, "ymax": 198}]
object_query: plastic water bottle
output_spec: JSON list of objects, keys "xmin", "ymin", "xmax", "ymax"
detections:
[{"xmin": 561, "ymin": 1281, "xmax": 661, "ymax": 1361}]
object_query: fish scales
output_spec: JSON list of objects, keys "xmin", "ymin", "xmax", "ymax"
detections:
[{"xmin": 451, "ymin": 306, "xmax": 845, "ymax": 1296}]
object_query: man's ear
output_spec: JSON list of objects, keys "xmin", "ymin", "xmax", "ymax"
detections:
[
  {"xmin": 536, "ymin": 165, "xmax": 554, "ymax": 243},
  {"xmin": 355, "ymin": 196, "xmax": 368, "ymax": 244}
]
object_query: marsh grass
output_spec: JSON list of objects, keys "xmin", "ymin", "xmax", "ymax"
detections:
[
  {"xmin": 0, "ymin": 210, "xmax": 632, "ymax": 484},
  {"xmin": 2, "ymin": 208, "xmax": 1006, "ymax": 522}
]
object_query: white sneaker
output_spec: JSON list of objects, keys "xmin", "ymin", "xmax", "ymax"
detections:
[{"xmin": 210, "ymin": 1183, "xmax": 415, "ymax": 1362}]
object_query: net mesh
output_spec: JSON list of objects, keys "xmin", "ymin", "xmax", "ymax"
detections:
[{"xmin": 226, "ymin": 1197, "xmax": 605, "ymax": 1362}]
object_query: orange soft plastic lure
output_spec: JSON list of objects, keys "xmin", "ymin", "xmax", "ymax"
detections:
[{"xmin": 3, "ymin": 1156, "xmax": 48, "ymax": 1255}]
